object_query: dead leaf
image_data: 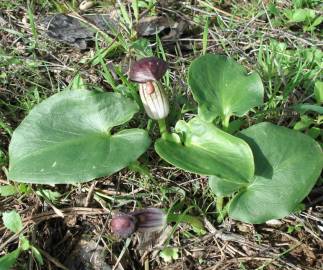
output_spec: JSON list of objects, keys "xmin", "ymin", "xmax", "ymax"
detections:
[
  {"xmin": 136, "ymin": 16, "xmax": 174, "ymax": 36},
  {"xmin": 161, "ymin": 21, "xmax": 186, "ymax": 41},
  {"xmin": 40, "ymin": 14, "xmax": 117, "ymax": 49}
]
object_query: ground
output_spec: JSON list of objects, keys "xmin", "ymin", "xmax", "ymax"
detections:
[{"xmin": 0, "ymin": 0, "xmax": 322, "ymax": 269}]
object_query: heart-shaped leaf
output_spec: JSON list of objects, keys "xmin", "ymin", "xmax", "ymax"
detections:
[
  {"xmin": 227, "ymin": 122, "xmax": 323, "ymax": 224},
  {"xmin": 188, "ymin": 54, "xmax": 264, "ymax": 122},
  {"xmin": 155, "ymin": 117, "xmax": 254, "ymax": 183},
  {"xmin": 9, "ymin": 90, "xmax": 151, "ymax": 184}
]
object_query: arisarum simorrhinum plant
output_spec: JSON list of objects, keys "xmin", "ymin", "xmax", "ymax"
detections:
[{"xmin": 6, "ymin": 53, "xmax": 323, "ymax": 225}]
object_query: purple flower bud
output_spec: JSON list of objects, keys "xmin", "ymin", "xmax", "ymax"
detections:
[
  {"xmin": 128, "ymin": 57, "xmax": 168, "ymax": 83},
  {"xmin": 110, "ymin": 213, "xmax": 136, "ymax": 238},
  {"xmin": 110, "ymin": 208, "xmax": 166, "ymax": 238}
]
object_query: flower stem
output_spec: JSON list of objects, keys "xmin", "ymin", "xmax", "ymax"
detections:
[
  {"xmin": 222, "ymin": 114, "xmax": 231, "ymax": 130},
  {"xmin": 216, "ymin": 196, "xmax": 225, "ymax": 223},
  {"xmin": 158, "ymin": 118, "xmax": 168, "ymax": 135}
]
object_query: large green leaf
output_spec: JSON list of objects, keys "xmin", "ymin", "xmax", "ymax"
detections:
[
  {"xmin": 9, "ymin": 90, "xmax": 151, "ymax": 184},
  {"xmin": 188, "ymin": 54, "xmax": 264, "ymax": 122},
  {"xmin": 155, "ymin": 117, "xmax": 254, "ymax": 182},
  {"xmin": 227, "ymin": 122, "xmax": 323, "ymax": 224}
]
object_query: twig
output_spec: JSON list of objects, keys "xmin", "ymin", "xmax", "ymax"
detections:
[{"xmin": 84, "ymin": 181, "xmax": 97, "ymax": 207}]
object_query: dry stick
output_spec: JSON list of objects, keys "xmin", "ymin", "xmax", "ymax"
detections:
[{"xmin": 84, "ymin": 181, "xmax": 97, "ymax": 207}]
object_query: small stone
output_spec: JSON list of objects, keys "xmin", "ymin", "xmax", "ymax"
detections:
[
  {"xmin": 266, "ymin": 219, "xmax": 283, "ymax": 227},
  {"xmin": 79, "ymin": 1, "xmax": 94, "ymax": 11}
]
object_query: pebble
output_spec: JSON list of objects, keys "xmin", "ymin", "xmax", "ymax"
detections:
[
  {"xmin": 79, "ymin": 1, "xmax": 94, "ymax": 11},
  {"xmin": 266, "ymin": 219, "xmax": 283, "ymax": 227}
]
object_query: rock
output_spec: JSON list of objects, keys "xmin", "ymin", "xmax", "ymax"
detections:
[{"xmin": 79, "ymin": 1, "xmax": 94, "ymax": 11}]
